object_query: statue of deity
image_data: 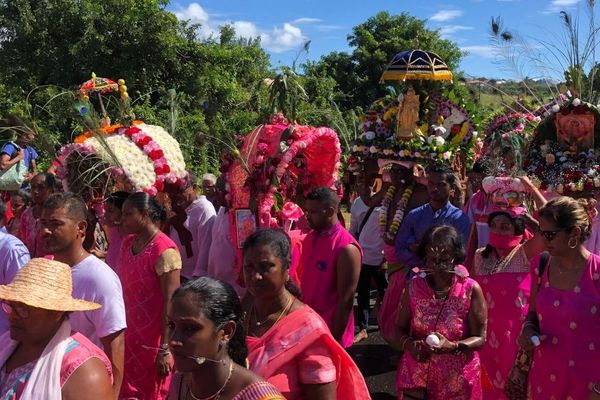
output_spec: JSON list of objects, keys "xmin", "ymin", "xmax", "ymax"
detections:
[{"xmin": 396, "ymin": 87, "xmax": 420, "ymax": 140}]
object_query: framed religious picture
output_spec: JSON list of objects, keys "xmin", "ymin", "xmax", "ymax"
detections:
[
  {"xmin": 235, "ymin": 209, "xmax": 256, "ymax": 249},
  {"xmin": 555, "ymin": 110, "xmax": 595, "ymax": 151}
]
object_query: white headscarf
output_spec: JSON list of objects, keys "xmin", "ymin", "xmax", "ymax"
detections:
[{"xmin": 0, "ymin": 321, "xmax": 72, "ymax": 400}]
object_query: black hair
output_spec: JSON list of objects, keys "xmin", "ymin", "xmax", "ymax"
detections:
[
  {"xmin": 11, "ymin": 189, "xmax": 31, "ymax": 205},
  {"xmin": 306, "ymin": 187, "xmax": 339, "ymax": 210},
  {"xmin": 417, "ymin": 225, "xmax": 466, "ymax": 264},
  {"xmin": 125, "ymin": 192, "xmax": 167, "ymax": 224},
  {"xmin": 32, "ymin": 172, "xmax": 57, "ymax": 190},
  {"xmin": 425, "ymin": 163, "xmax": 458, "ymax": 186},
  {"xmin": 105, "ymin": 191, "xmax": 130, "ymax": 210},
  {"xmin": 172, "ymin": 277, "xmax": 248, "ymax": 366},
  {"xmin": 481, "ymin": 212, "xmax": 526, "ymax": 258},
  {"xmin": 0, "ymin": 199, "xmax": 6, "ymax": 221},
  {"xmin": 43, "ymin": 192, "xmax": 88, "ymax": 222},
  {"xmin": 242, "ymin": 228, "xmax": 302, "ymax": 299},
  {"xmin": 470, "ymin": 159, "xmax": 488, "ymax": 174}
]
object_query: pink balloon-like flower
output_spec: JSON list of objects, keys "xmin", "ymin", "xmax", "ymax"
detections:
[{"xmin": 280, "ymin": 202, "xmax": 304, "ymax": 222}]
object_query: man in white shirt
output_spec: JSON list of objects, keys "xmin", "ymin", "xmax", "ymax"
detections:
[
  {"xmin": 349, "ymin": 172, "xmax": 387, "ymax": 343},
  {"xmin": 169, "ymin": 171, "xmax": 216, "ymax": 280},
  {"xmin": 41, "ymin": 192, "xmax": 126, "ymax": 399},
  {"xmin": 0, "ymin": 215, "xmax": 30, "ymax": 333}
]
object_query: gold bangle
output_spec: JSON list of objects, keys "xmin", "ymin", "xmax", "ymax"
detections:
[{"xmin": 593, "ymin": 382, "xmax": 600, "ymax": 395}]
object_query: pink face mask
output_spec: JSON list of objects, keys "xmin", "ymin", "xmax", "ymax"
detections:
[{"xmin": 488, "ymin": 231, "xmax": 523, "ymax": 250}]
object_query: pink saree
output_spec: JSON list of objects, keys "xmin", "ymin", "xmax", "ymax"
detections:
[
  {"xmin": 528, "ymin": 253, "xmax": 600, "ymax": 399},
  {"xmin": 396, "ymin": 271, "xmax": 482, "ymax": 400},
  {"xmin": 247, "ymin": 305, "xmax": 370, "ymax": 400},
  {"xmin": 473, "ymin": 251, "xmax": 531, "ymax": 399}
]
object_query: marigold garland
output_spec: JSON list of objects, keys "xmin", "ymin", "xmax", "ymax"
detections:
[{"xmin": 73, "ymin": 120, "xmax": 144, "ymax": 143}]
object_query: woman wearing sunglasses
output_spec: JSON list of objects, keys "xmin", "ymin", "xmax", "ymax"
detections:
[
  {"xmin": 471, "ymin": 210, "xmax": 544, "ymax": 398},
  {"xmin": 519, "ymin": 196, "xmax": 600, "ymax": 399}
]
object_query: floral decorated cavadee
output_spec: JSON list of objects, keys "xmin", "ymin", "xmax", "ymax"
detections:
[
  {"xmin": 60, "ymin": 123, "xmax": 188, "ymax": 202},
  {"xmin": 481, "ymin": 176, "xmax": 527, "ymax": 212}
]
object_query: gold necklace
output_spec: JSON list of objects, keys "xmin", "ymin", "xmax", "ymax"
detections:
[
  {"xmin": 188, "ymin": 360, "xmax": 234, "ymax": 400},
  {"xmin": 252, "ymin": 294, "xmax": 294, "ymax": 327},
  {"xmin": 134, "ymin": 229, "xmax": 159, "ymax": 253}
]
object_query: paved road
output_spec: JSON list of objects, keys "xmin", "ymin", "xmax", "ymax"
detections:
[{"xmin": 348, "ymin": 327, "xmax": 399, "ymax": 399}]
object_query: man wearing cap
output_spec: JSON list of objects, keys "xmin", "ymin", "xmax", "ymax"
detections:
[
  {"xmin": 41, "ymin": 192, "xmax": 126, "ymax": 399},
  {"xmin": 0, "ymin": 198, "xmax": 30, "ymax": 334}
]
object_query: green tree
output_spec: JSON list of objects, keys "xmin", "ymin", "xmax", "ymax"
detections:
[{"xmin": 0, "ymin": 1, "xmax": 272, "ymax": 174}]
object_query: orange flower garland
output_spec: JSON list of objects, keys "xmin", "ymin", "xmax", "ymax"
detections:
[{"xmin": 73, "ymin": 120, "xmax": 143, "ymax": 144}]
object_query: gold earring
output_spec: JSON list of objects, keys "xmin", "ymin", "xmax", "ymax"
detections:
[{"xmin": 568, "ymin": 237, "xmax": 578, "ymax": 249}]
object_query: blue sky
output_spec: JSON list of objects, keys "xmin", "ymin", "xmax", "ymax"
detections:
[{"xmin": 170, "ymin": 0, "xmax": 593, "ymax": 79}]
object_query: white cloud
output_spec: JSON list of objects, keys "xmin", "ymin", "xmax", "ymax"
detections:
[
  {"xmin": 291, "ymin": 17, "xmax": 321, "ymax": 24},
  {"xmin": 262, "ymin": 23, "xmax": 307, "ymax": 53},
  {"xmin": 231, "ymin": 21, "xmax": 259, "ymax": 38},
  {"xmin": 439, "ymin": 25, "xmax": 473, "ymax": 39},
  {"xmin": 316, "ymin": 24, "xmax": 344, "ymax": 32},
  {"xmin": 174, "ymin": 2, "xmax": 308, "ymax": 53},
  {"xmin": 461, "ymin": 45, "xmax": 495, "ymax": 59},
  {"xmin": 430, "ymin": 9, "xmax": 463, "ymax": 22},
  {"xmin": 174, "ymin": 3, "xmax": 209, "ymax": 23},
  {"xmin": 545, "ymin": 0, "xmax": 581, "ymax": 13}
]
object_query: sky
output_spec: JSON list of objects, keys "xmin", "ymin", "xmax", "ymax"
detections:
[{"xmin": 169, "ymin": 0, "xmax": 595, "ymax": 80}]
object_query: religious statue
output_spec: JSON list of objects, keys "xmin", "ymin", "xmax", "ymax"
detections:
[{"xmin": 396, "ymin": 87, "xmax": 420, "ymax": 140}]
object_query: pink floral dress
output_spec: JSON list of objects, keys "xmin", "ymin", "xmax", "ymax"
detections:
[
  {"xmin": 396, "ymin": 271, "xmax": 482, "ymax": 400},
  {"xmin": 528, "ymin": 253, "xmax": 600, "ymax": 400}
]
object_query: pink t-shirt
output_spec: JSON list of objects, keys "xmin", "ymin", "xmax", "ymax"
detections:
[{"xmin": 300, "ymin": 223, "xmax": 362, "ymax": 348}]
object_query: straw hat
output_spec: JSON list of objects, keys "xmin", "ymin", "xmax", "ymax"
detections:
[{"xmin": 0, "ymin": 258, "xmax": 101, "ymax": 312}]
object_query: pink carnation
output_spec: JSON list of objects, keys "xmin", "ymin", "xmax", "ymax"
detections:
[
  {"xmin": 280, "ymin": 202, "xmax": 304, "ymax": 221},
  {"xmin": 257, "ymin": 142, "xmax": 269, "ymax": 154},
  {"xmin": 143, "ymin": 141, "xmax": 160, "ymax": 153}
]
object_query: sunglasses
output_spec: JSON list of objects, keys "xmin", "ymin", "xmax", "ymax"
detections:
[
  {"xmin": 1, "ymin": 302, "xmax": 30, "ymax": 319},
  {"xmin": 539, "ymin": 229, "xmax": 565, "ymax": 241}
]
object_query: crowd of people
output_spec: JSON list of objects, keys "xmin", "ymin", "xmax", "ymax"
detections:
[{"xmin": 0, "ymin": 139, "xmax": 598, "ymax": 400}]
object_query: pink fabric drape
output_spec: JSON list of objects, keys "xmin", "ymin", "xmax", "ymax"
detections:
[{"xmin": 247, "ymin": 305, "xmax": 370, "ymax": 400}]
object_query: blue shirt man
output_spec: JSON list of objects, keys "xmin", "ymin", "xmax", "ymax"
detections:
[
  {"xmin": 0, "ymin": 229, "xmax": 31, "ymax": 333},
  {"xmin": 395, "ymin": 165, "xmax": 470, "ymax": 268}
]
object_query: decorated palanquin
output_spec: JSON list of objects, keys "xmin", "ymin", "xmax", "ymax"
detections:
[
  {"xmin": 220, "ymin": 113, "xmax": 342, "ymax": 283},
  {"xmin": 524, "ymin": 97, "xmax": 600, "ymax": 196},
  {"xmin": 349, "ymin": 91, "xmax": 477, "ymax": 176},
  {"xmin": 347, "ymin": 48, "xmax": 477, "ymax": 177}
]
